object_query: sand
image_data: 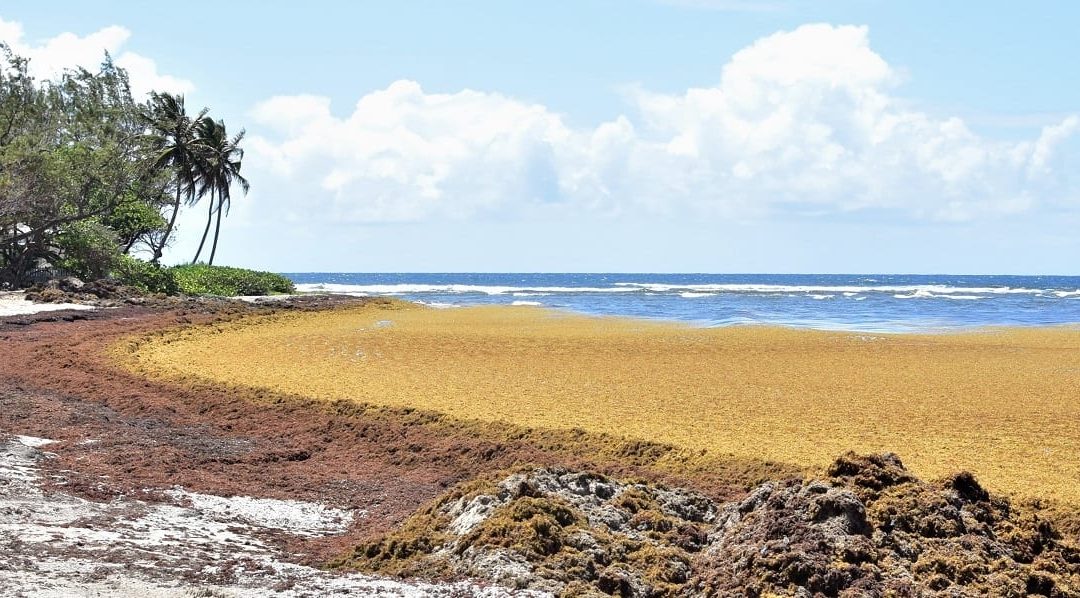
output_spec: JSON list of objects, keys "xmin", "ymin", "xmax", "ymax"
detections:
[
  {"xmin": 0, "ymin": 434, "xmax": 543, "ymax": 597},
  {"xmin": 128, "ymin": 301, "xmax": 1080, "ymax": 505},
  {"xmin": 0, "ymin": 291, "xmax": 96, "ymax": 316}
]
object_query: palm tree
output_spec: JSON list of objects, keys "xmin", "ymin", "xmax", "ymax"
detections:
[
  {"xmin": 190, "ymin": 178, "xmax": 216, "ymax": 264},
  {"xmin": 142, "ymin": 92, "xmax": 207, "ymax": 263},
  {"xmin": 191, "ymin": 117, "xmax": 248, "ymax": 266},
  {"xmin": 190, "ymin": 119, "xmax": 217, "ymax": 264}
]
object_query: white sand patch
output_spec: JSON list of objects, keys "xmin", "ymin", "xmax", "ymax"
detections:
[
  {"xmin": 0, "ymin": 435, "xmax": 547, "ymax": 597},
  {"xmin": 16, "ymin": 435, "xmax": 56, "ymax": 448},
  {"xmin": 231, "ymin": 294, "xmax": 297, "ymax": 303},
  {"xmin": 165, "ymin": 487, "xmax": 358, "ymax": 536},
  {"xmin": 0, "ymin": 291, "xmax": 96, "ymax": 316}
]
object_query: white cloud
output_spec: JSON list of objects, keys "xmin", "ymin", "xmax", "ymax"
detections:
[
  {"xmin": 243, "ymin": 24, "xmax": 1078, "ymax": 224},
  {"xmin": 112, "ymin": 53, "xmax": 194, "ymax": 98},
  {"xmin": 0, "ymin": 17, "xmax": 193, "ymax": 97},
  {"xmin": 250, "ymin": 81, "xmax": 577, "ymax": 222}
]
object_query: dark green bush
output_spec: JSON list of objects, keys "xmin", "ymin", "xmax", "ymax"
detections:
[
  {"xmin": 111, "ymin": 255, "xmax": 178, "ymax": 295},
  {"xmin": 169, "ymin": 263, "xmax": 295, "ymax": 296},
  {"xmin": 56, "ymin": 219, "xmax": 121, "ymax": 281}
]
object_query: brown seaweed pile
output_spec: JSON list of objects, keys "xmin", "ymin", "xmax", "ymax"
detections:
[{"xmin": 340, "ymin": 453, "xmax": 1080, "ymax": 597}]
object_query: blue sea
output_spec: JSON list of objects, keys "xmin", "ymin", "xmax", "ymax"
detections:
[{"xmin": 285, "ymin": 273, "xmax": 1080, "ymax": 333}]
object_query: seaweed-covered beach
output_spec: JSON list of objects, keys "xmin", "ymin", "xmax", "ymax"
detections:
[{"xmin": 3, "ymin": 296, "xmax": 1079, "ymax": 596}]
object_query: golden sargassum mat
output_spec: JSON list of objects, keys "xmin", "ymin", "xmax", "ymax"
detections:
[{"xmin": 129, "ymin": 302, "xmax": 1080, "ymax": 504}]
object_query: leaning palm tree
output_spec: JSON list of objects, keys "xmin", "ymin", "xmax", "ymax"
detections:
[
  {"xmin": 191, "ymin": 117, "xmax": 248, "ymax": 266},
  {"xmin": 190, "ymin": 177, "xmax": 216, "ymax": 264},
  {"xmin": 190, "ymin": 119, "xmax": 219, "ymax": 264},
  {"xmin": 141, "ymin": 92, "xmax": 207, "ymax": 263}
]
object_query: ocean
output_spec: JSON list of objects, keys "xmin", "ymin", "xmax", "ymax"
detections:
[{"xmin": 285, "ymin": 273, "xmax": 1080, "ymax": 333}]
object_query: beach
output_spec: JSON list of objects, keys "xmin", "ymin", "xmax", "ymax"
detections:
[
  {"xmin": 0, "ymin": 298, "xmax": 571, "ymax": 596},
  {"xmin": 0, "ymin": 291, "xmax": 97, "ymax": 317},
  {"xmin": 4, "ymin": 4, "xmax": 1078, "ymax": 593},
  {"xmin": 129, "ymin": 300, "xmax": 1080, "ymax": 506},
  {"xmin": 3, "ymin": 296, "xmax": 1079, "ymax": 595}
]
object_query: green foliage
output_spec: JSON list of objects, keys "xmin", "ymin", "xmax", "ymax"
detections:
[
  {"xmin": 169, "ymin": 263, "xmax": 294, "ymax": 296},
  {"xmin": 55, "ymin": 219, "xmax": 121, "ymax": 280},
  {"xmin": 190, "ymin": 117, "xmax": 248, "ymax": 265},
  {"xmin": 111, "ymin": 259, "xmax": 293, "ymax": 297},
  {"xmin": 102, "ymin": 189, "xmax": 169, "ymax": 253},
  {"xmin": 142, "ymin": 91, "xmax": 208, "ymax": 263},
  {"xmin": 1, "ymin": 44, "xmax": 246, "ymax": 287},
  {"xmin": 111, "ymin": 254, "xmax": 177, "ymax": 295}
]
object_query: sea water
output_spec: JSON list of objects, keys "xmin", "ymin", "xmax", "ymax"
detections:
[{"xmin": 285, "ymin": 273, "xmax": 1080, "ymax": 332}]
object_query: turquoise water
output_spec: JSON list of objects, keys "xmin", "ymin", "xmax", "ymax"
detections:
[{"xmin": 285, "ymin": 273, "xmax": 1080, "ymax": 332}]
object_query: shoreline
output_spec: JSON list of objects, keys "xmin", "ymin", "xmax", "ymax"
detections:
[
  {"xmin": 315, "ymin": 291, "xmax": 1080, "ymax": 334},
  {"xmin": 287, "ymin": 272, "xmax": 1080, "ymax": 333},
  {"xmin": 12, "ymin": 284, "xmax": 1080, "ymax": 334},
  {"xmin": 484, "ymin": 301, "xmax": 1080, "ymax": 335}
]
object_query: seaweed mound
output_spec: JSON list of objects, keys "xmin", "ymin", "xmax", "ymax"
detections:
[
  {"xmin": 690, "ymin": 452, "xmax": 1078, "ymax": 596},
  {"xmin": 339, "ymin": 467, "xmax": 717, "ymax": 596},
  {"xmin": 339, "ymin": 455, "xmax": 1080, "ymax": 597},
  {"xmin": 26, "ymin": 277, "xmax": 147, "ymax": 306}
]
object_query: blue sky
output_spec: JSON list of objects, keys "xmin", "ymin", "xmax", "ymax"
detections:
[{"xmin": 1, "ymin": 1, "xmax": 1078, "ymax": 273}]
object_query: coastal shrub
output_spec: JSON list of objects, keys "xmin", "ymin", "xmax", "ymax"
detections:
[
  {"xmin": 169, "ymin": 263, "xmax": 295, "ymax": 296},
  {"xmin": 111, "ymin": 255, "xmax": 178, "ymax": 295},
  {"xmin": 55, "ymin": 219, "xmax": 122, "ymax": 281}
]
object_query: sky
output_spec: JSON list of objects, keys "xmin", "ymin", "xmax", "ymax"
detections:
[{"xmin": 0, "ymin": 1, "xmax": 1078, "ymax": 274}]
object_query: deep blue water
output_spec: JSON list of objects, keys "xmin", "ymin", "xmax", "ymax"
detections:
[{"xmin": 284, "ymin": 273, "xmax": 1080, "ymax": 332}]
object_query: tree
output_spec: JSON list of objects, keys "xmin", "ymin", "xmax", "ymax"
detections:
[
  {"xmin": 102, "ymin": 183, "xmax": 169, "ymax": 254},
  {"xmin": 191, "ymin": 117, "xmax": 247, "ymax": 266},
  {"xmin": 0, "ymin": 44, "xmax": 245, "ymax": 287},
  {"xmin": 0, "ymin": 48, "xmax": 160, "ymax": 285},
  {"xmin": 141, "ymin": 92, "xmax": 206, "ymax": 264},
  {"xmin": 0, "ymin": 45, "xmax": 60, "ymax": 282}
]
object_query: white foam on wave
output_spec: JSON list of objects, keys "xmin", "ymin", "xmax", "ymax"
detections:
[
  {"xmin": 616, "ymin": 282, "xmax": 1046, "ymax": 295},
  {"xmin": 295, "ymin": 281, "xmax": 1075, "ymax": 301},
  {"xmin": 415, "ymin": 301, "xmax": 459, "ymax": 309},
  {"xmin": 511, "ymin": 300, "xmax": 542, "ymax": 306},
  {"xmin": 810, "ymin": 294, "xmax": 835, "ymax": 300},
  {"xmin": 894, "ymin": 290, "xmax": 985, "ymax": 300},
  {"xmin": 295, "ymin": 283, "xmax": 636, "ymax": 295},
  {"xmin": 894, "ymin": 290, "xmax": 933, "ymax": 299},
  {"xmin": 295, "ymin": 283, "xmax": 369, "ymax": 296}
]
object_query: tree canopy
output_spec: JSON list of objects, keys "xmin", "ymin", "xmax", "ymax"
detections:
[{"xmin": 0, "ymin": 44, "xmax": 248, "ymax": 288}]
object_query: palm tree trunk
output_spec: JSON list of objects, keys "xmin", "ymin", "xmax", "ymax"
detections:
[
  {"xmin": 192, "ymin": 189, "xmax": 214, "ymax": 263},
  {"xmin": 208, "ymin": 195, "xmax": 223, "ymax": 266},
  {"xmin": 154, "ymin": 183, "xmax": 183, "ymax": 264}
]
